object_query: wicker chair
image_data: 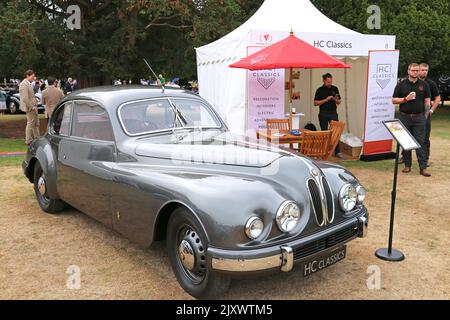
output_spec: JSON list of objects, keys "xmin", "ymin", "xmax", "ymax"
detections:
[
  {"xmin": 325, "ymin": 120, "xmax": 346, "ymax": 160},
  {"xmin": 299, "ymin": 130, "xmax": 332, "ymax": 160}
]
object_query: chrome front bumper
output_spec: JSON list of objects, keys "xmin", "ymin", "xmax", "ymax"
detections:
[{"xmin": 210, "ymin": 215, "xmax": 368, "ymax": 274}]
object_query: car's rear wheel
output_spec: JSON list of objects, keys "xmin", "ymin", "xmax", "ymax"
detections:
[
  {"xmin": 33, "ymin": 161, "xmax": 67, "ymax": 213},
  {"xmin": 167, "ymin": 207, "xmax": 230, "ymax": 299}
]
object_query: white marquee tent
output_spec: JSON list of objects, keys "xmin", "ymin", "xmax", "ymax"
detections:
[{"xmin": 196, "ymin": 0, "xmax": 396, "ymax": 138}]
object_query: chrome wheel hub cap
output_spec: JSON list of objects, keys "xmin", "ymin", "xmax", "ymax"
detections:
[
  {"xmin": 178, "ymin": 240, "xmax": 195, "ymax": 271},
  {"xmin": 37, "ymin": 176, "xmax": 47, "ymax": 197}
]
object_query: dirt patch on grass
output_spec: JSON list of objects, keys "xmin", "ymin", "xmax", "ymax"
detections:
[{"xmin": 0, "ymin": 139, "xmax": 449, "ymax": 300}]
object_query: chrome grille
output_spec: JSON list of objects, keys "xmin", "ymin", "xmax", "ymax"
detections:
[
  {"xmin": 307, "ymin": 176, "xmax": 334, "ymax": 226},
  {"xmin": 322, "ymin": 176, "xmax": 335, "ymax": 223},
  {"xmin": 293, "ymin": 225, "xmax": 358, "ymax": 260},
  {"xmin": 307, "ymin": 179, "xmax": 324, "ymax": 226}
]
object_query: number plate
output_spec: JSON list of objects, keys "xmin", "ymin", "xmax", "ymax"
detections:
[{"xmin": 301, "ymin": 246, "xmax": 347, "ymax": 277}]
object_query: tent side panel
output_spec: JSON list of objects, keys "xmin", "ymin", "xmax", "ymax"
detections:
[{"xmin": 197, "ymin": 61, "xmax": 247, "ymax": 134}]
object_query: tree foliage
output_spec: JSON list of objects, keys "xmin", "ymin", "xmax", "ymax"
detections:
[
  {"xmin": 0, "ymin": 0, "xmax": 448, "ymax": 85},
  {"xmin": 311, "ymin": 0, "xmax": 450, "ymax": 77}
]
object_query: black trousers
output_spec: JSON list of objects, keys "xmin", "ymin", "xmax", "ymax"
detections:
[
  {"xmin": 318, "ymin": 113, "xmax": 340, "ymax": 154},
  {"xmin": 399, "ymin": 113, "xmax": 427, "ymax": 170},
  {"xmin": 423, "ymin": 115, "xmax": 432, "ymax": 161}
]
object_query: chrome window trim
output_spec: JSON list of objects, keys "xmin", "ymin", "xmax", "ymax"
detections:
[
  {"xmin": 168, "ymin": 97, "xmax": 223, "ymax": 129},
  {"xmin": 117, "ymin": 97, "xmax": 223, "ymax": 137},
  {"xmin": 70, "ymin": 99, "xmax": 116, "ymax": 142},
  {"xmin": 49, "ymin": 101, "xmax": 73, "ymax": 137}
]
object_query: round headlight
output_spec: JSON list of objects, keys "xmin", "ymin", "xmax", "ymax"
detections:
[
  {"xmin": 276, "ymin": 201, "xmax": 301, "ymax": 233},
  {"xmin": 339, "ymin": 184, "xmax": 358, "ymax": 212},
  {"xmin": 245, "ymin": 217, "xmax": 264, "ymax": 240},
  {"xmin": 356, "ymin": 185, "xmax": 366, "ymax": 203}
]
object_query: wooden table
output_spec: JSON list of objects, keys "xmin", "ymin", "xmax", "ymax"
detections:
[{"xmin": 257, "ymin": 130, "xmax": 306, "ymax": 148}]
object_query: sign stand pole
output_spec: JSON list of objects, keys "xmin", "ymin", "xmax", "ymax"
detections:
[{"xmin": 375, "ymin": 142, "xmax": 405, "ymax": 261}]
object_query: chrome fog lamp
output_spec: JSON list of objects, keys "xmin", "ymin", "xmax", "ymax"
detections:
[
  {"xmin": 339, "ymin": 184, "xmax": 358, "ymax": 212},
  {"xmin": 245, "ymin": 217, "xmax": 264, "ymax": 240},
  {"xmin": 356, "ymin": 185, "xmax": 366, "ymax": 204},
  {"xmin": 276, "ymin": 201, "xmax": 301, "ymax": 233}
]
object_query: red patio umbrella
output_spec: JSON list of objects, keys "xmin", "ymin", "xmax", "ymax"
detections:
[{"xmin": 230, "ymin": 31, "xmax": 351, "ymax": 128}]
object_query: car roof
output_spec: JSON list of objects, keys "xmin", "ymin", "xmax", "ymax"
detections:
[{"xmin": 63, "ymin": 85, "xmax": 202, "ymax": 109}]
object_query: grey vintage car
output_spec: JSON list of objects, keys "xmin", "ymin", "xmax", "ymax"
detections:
[{"xmin": 23, "ymin": 86, "xmax": 368, "ymax": 299}]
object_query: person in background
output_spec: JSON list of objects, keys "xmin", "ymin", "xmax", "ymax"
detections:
[
  {"xmin": 0, "ymin": 91, "xmax": 7, "ymax": 115},
  {"xmin": 314, "ymin": 73, "xmax": 344, "ymax": 159},
  {"xmin": 39, "ymin": 80, "xmax": 46, "ymax": 92},
  {"xmin": 19, "ymin": 70, "xmax": 40, "ymax": 145},
  {"xmin": 60, "ymin": 78, "xmax": 67, "ymax": 94},
  {"xmin": 66, "ymin": 77, "xmax": 74, "ymax": 94},
  {"xmin": 41, "ymin": 77, "xmax": 64, "ymax": 125},
  {"xmin": 419, "ymin": 63, "xmax": 441, "ymax": 167},
  {"xmin": 392, "ymin": 63, "xmax": 432, "ymax": 177},
  {"xmin": 32, "ymin": 80, "xmax": 40, "ymax": 94},
  {"xmin": 158, "ymin": 74, "xmax": 166, "ymax": 86}
]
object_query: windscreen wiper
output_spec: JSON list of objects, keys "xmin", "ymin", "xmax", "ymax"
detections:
[{"xmin": 170, "ymin": 102, "xmax": 188, "ymax": 134}]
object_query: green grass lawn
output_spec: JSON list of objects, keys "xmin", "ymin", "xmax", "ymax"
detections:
[
  {"xmin": 0, "ymin": 138, "xmax": 27, "ymax": 153},
  {"xmin": 0, "ymin": 138, "xmax": 26, "ymax": 167},
  {"xmin": 0, "ymin": 156, "xmax": 23, "ymax": 167},
  {"xmin": 0, "ymin": 115, "xmax": 42, "ymax": 167},
  {"xmin": 0, "ymin": 114, "xmax": 45, "ymax": 122}
]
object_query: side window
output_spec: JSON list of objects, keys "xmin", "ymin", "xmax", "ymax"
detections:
[
  {"xmin": 52, "ymin": 103, "xmax": 72, "ymax": 136},
  {"xmin": 72, "ymin": 101, "xmax": 114, "ymax": 141}
]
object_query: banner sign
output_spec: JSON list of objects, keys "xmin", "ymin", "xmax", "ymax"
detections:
[
  {"xmin": 247, "ymin": 46, "xmax": 285, "ymax": 131},
  {"xmin": 248, "ymin": 30, "xmax": 396, "ymax": 57},
  {"xmin": 362, "ymin": 50, "xmax": 400, "ymax": 155}
]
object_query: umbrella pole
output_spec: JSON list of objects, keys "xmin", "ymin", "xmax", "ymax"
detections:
[{"xmin": 289, "ymin": 67, "xmax": 293, "ymax": 130}]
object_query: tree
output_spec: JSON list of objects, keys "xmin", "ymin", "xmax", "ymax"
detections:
[
  {"xmin": 2, "ymin": 0, "xmax": 446, "ymax": 84},
  {"xmin": 311, "ymin": 0, "xmax": 450, "ymax": 77},
  {"xmin": 0, "ymin": 0, "xmax": 263, "ymax": 85}
]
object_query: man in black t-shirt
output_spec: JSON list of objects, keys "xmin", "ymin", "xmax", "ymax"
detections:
[
  {"xmin": 314, "ymin": 73, "xmax": 344, "ymax": 158},
  {"xmin": 392, "ymin": 63, "xmax": 432, "ymax": 177},
  {"xmin": 419, "ymin": 63, "xmax": 442, "ymax": 167}
]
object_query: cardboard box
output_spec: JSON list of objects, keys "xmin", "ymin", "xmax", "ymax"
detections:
[{"xmin": 339, "ymin": 142, "xmax": 362, "ymax": 158}]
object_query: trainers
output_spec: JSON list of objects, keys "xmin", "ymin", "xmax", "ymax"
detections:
[
  {"xmin": 402, "ymin": 167, "xmax": 411, "ymax": 173},
  {"xmin": 335, "ymin": 153, "xmax": 345, "ymax": 159}
]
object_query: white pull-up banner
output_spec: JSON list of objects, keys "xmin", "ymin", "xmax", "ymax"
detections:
[
  {"xmin": 363, "ymin": 50, "xmax": 400, "ymax": 156},
  {"xmin": 246, "ymin": 46, "xmax": 285, "ymax": 132}
]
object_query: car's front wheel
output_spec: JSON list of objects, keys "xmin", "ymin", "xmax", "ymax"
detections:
[
  {"xmin": 167, "ymin": 207, "xmax": 230, "ymax": 299},
  {"xmin": 33, "ymin": 161, "xmax": 67, "ymax": 213}
]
